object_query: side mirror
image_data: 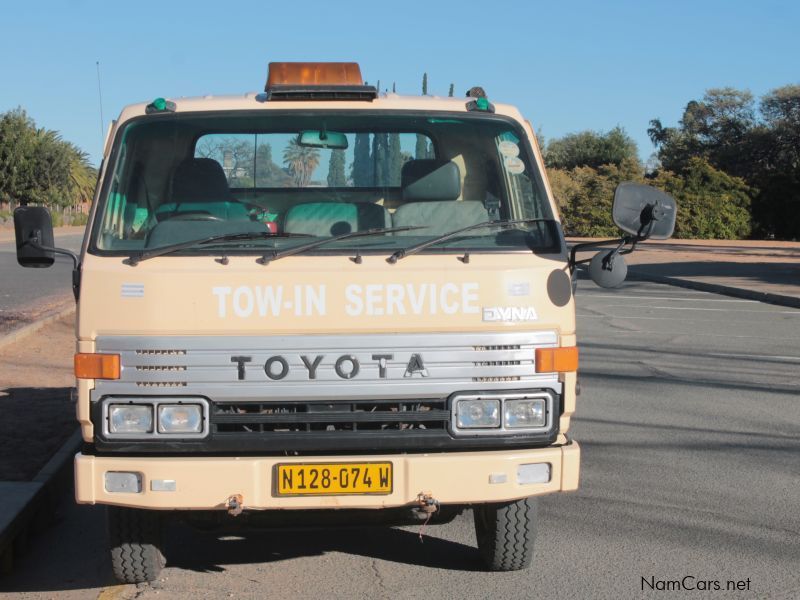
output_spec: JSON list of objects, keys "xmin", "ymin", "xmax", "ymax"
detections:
[
  {"xmin": 588, "ymin": 250, "xmax": 628, "ymax": 288},
  {"xmin": 14, "ymin": 206, "xmax": 55, "ymax": 268},
  {"xmin": 613, "ymin": 182, "xmax": 677, "ymax": 240}
]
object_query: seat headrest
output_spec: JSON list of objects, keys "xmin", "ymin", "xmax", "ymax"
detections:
[
  {"xmin": 170, "ymin": 158, "xmax": 234, "ymax": 204},
  {"xmin": 401, "ymin": 159, "xmax": 461, "ymax": 201}
]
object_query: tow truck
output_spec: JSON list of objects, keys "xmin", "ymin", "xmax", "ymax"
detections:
[{"xmin": 14, "ymin": 62, "xmax": 676, "ymax": 582}]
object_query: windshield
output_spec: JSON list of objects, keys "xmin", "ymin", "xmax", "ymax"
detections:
[{"xmin": 91, "ymin": 111, "xmax": 559, "ymax": 256}]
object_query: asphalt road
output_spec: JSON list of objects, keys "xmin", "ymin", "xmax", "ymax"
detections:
[
  {"xmin": 0, "ymin": 231, "xmax": 84, "ymax": 324},
  {"xmin": 1, "ymin": 277, "xmax": 798, "ymax": 600}
]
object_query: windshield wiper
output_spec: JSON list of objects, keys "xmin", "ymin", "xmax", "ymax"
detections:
[
  {"xmin": 386, "ymin": 219, "xmax": 555, "ymax": 263},
  {"xmin": 124, "ymin": 231, "xmax": 311, "ymax": 266},
  {"xmin": 256, "ymin": 226, "xmax": 426, "ymax": 265}
]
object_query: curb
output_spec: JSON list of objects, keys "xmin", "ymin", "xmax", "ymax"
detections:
[
  {"xmin": 627, "ymin": 269, "xmax": 800, "ymax": 309},
  {"xmin": 0, "ymin": 429, "xmax": 82, "ymax": 576},
  {"xmin": 0, "ymin": 305, "xmax": 75, "ymax": 351}
]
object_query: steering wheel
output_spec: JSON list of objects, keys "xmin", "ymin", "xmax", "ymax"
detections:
[{"xmin": 159, "ymin": 211, "xmax": 223, "ymax": 222}]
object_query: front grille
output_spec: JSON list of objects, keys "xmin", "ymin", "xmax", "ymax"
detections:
[{"xmin": 212, "ymin": 399, "xmax": 449, "ymax": 434}]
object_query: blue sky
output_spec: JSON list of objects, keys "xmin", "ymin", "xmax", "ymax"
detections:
[{"xmin": 1, "ymin": 0, "xmax": 798, "ymax": 166}]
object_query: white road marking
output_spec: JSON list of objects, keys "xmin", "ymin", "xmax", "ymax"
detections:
[
  {"xmin": 596, "ymin": 304, "xmax": 799, "ymax": 314},
  {"xmin": 583, "ymin": 294, "xmax": 758, "ymax": 303}
]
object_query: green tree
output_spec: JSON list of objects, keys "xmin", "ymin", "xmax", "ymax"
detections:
[
  {"xmin": 327, "ymin": 149, "xmax": 347, "ymax": 186},
  {"xmin": 0, "ymin": 108, "xmax": 94, "ymax": 211},
  {"xmin": 548, "ymin": 157, "xmax": 642, "ymax": 236},
  {"xmin": 255, "ymin": 143, "xmax": 290, "ymax": 187},
  {"xmin": 282, "ymin": 138, "xmax": 320, "ymax": 187},
  {"xmin": 650, "ymin": 158, "xmax": 751, "ymax": 239},
  {"xmin": 545, "ymin": 127, "xmax": 639, "ymax": 170},
  {"xmin": 648, "ymin": 87, "xmax": 756, "ymax": 178},
  {"xmin": 352, "ymin": 133, "xmax": 372, "ymax": 186},
  {"xmin": 388, "ymin": 134, "xmax": 402, "ymax": 186},
  {"xmin": 372, "ymin": 133, "xmax": 389, "ymax": 186}
]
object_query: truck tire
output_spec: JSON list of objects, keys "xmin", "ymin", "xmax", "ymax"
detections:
[
  {"xmin": 107, "ymin": 507, "xmax": 165, "ymax": 583},
  {"xmin": 473, "ymin": 497, "xmax": 537, "ymax": 571}
]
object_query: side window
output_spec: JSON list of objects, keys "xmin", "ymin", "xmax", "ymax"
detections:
[{"xmin": 194, "ymin": 133, "xmax": 432, "ymax": 189}]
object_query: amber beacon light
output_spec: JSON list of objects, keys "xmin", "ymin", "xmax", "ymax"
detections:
[
  {"xmin": 264, "ymin": 62, "xmax": 377, "ymax": 101},
  {"xmin": 535, "ymin": 347, "xmax": 579, "ymax": 373},
  {"xmin": 75, "ymin": 353, "xmax": 120, "ymax": 380}
]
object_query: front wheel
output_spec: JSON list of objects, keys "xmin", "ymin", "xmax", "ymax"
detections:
[
  {"xmin": 107, "ymin": 507, "xmax": 165, "ymax": 583},
  {"xmin": 473, "ymin": 497, "xmax": 537, "ymax": 571}
]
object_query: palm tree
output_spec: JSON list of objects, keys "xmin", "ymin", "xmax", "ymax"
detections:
[
  {"xmin": 67, "ymin": 144, "xmax": 97, "ymax": 206},
  {"xmin": 282, "ymin": 138, "xmax": 320, "ymax": 187}
]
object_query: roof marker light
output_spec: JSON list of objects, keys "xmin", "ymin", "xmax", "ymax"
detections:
[
  {"xmin": 465, "ymin": 87, "xmax": 495, "ymax": 113},
  {"xmin": 145, "ymin": 97, "xmax": 176, "ymax": 114}
]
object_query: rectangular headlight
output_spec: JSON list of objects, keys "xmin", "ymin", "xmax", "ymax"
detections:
[
  {"xmin": 456, "ymin": 398, "xmax": 501, "ymax": 429},
  {"xmin": 504, "ymin": 398, "xmax": 546, "ymax": 428},
  {"xmin": 109, "ymin": 404, "xmax": 153, "ymax": 434},
  {"xmin": 158, "ymin": 404, "xmax": 203, "ymax": 434}
]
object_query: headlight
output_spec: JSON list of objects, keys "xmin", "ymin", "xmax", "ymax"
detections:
[
  {"xmin": 158, "ymin": 404, "xmax": 203, "ymax": 434},
  {"xmin": 103, "ymin": 397, "xmax": 209, "ymax": 438},
  {"xmin": 504, "ymin": 398, "xmax": 546, "ymax": 428},
  {"xmin": 456, "ymin": 399, "xmax": 500, "ymax": 429},
  {"xmin": 109, "ymin": 404, "xmax": 153, "ymax": 433},
  {"xmin": 450, "ymin": 392, "xmax": 552, "ymax": 435}
]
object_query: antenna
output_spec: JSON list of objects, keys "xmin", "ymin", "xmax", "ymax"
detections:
[{"xmin": 96, "ymin": 61, "xmax": 105, "ymax": 145}]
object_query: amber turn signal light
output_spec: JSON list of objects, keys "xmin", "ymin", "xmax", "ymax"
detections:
[
  {"xmin": 535, "ymin": 347, "xmax": 579, "ymax": 373},
  {"xmin": 74, "ymin": 353, "xmax": 120, "ymax": 380}
]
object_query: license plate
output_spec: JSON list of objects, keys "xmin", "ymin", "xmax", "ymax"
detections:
[{"xmin": 274, "ymin": 462, "xmax": 393, "ymax": 496}]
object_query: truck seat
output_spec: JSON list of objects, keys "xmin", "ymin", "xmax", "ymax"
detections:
[
  {"xmin": 156, "ymin": 158, "xmax": 250, "ymax": 221},
  {"xmin": 392, "ymin": 159, "xmax": 488, "ymax": 234},
  {"xmin": 283, "ymin": 202, "xmax": 390, "ymax": 236}
]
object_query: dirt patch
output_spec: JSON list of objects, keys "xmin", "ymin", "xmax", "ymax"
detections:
[
  {"xmin": 0, "ymin": 294, "xmax": 73, "ymax": 336},
  {"xmin": 0, "ymin": 315, "xmax": 76, "ymax": 481}
]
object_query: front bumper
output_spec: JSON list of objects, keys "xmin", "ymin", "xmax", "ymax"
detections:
[{"xmin": 75, "ymin": 442, "xmax": 580, "ymax": 510}]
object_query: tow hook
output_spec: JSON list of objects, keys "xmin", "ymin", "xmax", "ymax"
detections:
[
  {"xmin": 226, "ymin": 494, "xmax": 244, "ymax": 516},
  {"xmin": 415, "ymin": 492, "xmax": 440, "ymax": 542},
  {"xmin": 415, "ymin": 492, "xmax": 440, "ymax": 516}
]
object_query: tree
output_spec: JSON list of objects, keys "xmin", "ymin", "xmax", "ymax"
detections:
[
  {"xmin": 650, "ymin": 85, "xmax": 800, "ymax": 238},
  {"xmin": 327, "ymin": 149, "xmax": 347, "ymax": 187},
  {"xmin": 649, "ymin": 87, "xmax": 756, "ymax": 178},
  {"xmin": 548, "ymin": 157, "xmax": 642, "ymax": 236},
  {"xmin": 0, "ymin": 108, "xmax": 95, "ymax": 211},
  {"xmin": 255, "ymin": 143, "xmax": 291, "ymax": 187},
  {"xmin": 352, "ymin": 133, "xmax": 372, "ymax": 186},
  {"xmin": 545, "ymin": 127, "xmax": 639, "ymax": 170},
  {"xmin": 388, "ymin": 134, "xmax": 402, "ymax": 186},
  {"xmin": 195, "ymin": 135, "xmax": 256, "ymax": 187},
  {"xmin": 372, "ymin": 133, "xmax": 389, "ymax": 186},
  {"xmin": 650, "ymin": 158, "xmax": 751, "ymax": 239},
  {"xmin": 282, "ymin": 138, "xmax": 320, "ymax": 187}
]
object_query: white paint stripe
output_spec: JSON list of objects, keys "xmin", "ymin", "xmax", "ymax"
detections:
[
  {"xmin": 584, "ymin": 294, "xmax": 757, "ymax": 303},
  {"xmin": 597, "ymin": 304, "xmax": 799, "ymax": 314},
  {"xmin": 705, "ymin": 352, "xmax": 800, "ymax": 362}
]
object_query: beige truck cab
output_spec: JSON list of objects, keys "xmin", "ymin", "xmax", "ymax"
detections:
[{"xmin": 13, "ymin": 62, "xmax": 676, "ymax": 583}]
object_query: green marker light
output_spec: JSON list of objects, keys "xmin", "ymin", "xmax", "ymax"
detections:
[
  {"xmin": 152, "ymin": 97, "xmax": 167, "ymax": 111},
  {"xmin": 476, "ymin": 97, "xmax": 490, "ymax": 111}
]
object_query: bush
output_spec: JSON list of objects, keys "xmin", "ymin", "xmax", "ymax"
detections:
[
  {"xmin": 548, "ymin": 158, "xmax": 642, "ymax": 237},
  {"xmin": 650, "ymin": 158, "xmax": 751, "ymax": 239}
]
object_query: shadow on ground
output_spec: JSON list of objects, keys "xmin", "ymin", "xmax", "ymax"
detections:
[
  {"xmin": 630, "ymin": 260, "xmax": 800, "ymax": 290},
  {"xmin": 0, "ymin": 387, "xmax": 74, "ymax": 480}
]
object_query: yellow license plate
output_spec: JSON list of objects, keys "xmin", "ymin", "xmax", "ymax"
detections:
[{"xmin": 274, "ymin": 462, "xmax": 393, "ymax": 496}]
